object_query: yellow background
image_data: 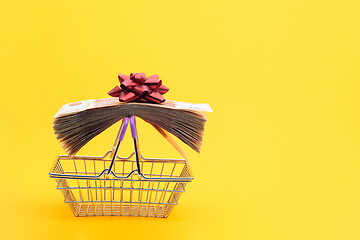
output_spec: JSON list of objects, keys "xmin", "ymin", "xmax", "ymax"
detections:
[{"xmin": 1, "ymin": 0, "xmax": 360, "ymax": 239}]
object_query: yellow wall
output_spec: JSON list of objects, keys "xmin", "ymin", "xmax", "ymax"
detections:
[{"xmin": 1, "ymin": 0, "xmax": 360, "ymax": 239}]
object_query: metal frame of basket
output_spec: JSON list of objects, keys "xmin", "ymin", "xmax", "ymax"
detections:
[{"xmin": 49, "ymin": 116, "xmax": 194, "ymax": 217}]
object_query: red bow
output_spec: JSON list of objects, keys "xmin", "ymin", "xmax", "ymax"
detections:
[{"xmin": 108, "ymin": 73, "xmax": 169, "ymax": 103}]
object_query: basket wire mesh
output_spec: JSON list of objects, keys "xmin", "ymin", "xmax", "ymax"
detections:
[{"xmin": 50, "ymin": 116, "xmax": 193, "ymax": 217}]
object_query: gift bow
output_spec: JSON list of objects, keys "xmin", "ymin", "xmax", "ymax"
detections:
[{"xmin": 108, "ymin": 73, "xmax": 169, "ymax": 103}]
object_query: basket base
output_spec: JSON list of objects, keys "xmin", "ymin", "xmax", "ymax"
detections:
[{"xmin": 72, "ymin": 203, "xmax": 171, "ymax": 217}]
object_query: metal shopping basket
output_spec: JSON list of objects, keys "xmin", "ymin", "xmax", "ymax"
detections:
[{"xmin": 49, "ymin": 116, "xmax": 194, "ymax": 217}]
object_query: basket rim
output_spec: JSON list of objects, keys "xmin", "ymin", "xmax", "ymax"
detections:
[{"xmin": 49, "ymin": 151, "xmax": 194, "ymax": 183}]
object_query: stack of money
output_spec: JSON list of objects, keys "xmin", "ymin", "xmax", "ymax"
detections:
[{"xmin": 53, "ymin": 98, "xmax": 212, "ymax": 155}]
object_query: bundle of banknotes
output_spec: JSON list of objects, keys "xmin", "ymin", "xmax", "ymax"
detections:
[{"xmin": 53, "ymin": 98, "xmax": 212, "ymax": 155}]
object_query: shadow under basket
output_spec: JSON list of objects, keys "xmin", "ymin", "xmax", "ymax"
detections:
[{"xmin": 49, "ymin": 151, "xmax": 193, "ymax": 217}]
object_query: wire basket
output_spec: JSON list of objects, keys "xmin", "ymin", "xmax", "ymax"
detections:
[{"xmin": 49, "ymin": 116, "xmax": 194, "ymax": 217}]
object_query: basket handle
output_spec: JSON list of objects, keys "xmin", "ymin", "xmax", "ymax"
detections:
[
  {"xmin": 107, "ymin": 116, "xmax": 142, "ymax": 176},
  {"xmin": 85, "ymin": 116, "xmax": 192, "ymax": 181},
  {"xmin": 130, "ymin": 116, "xmax": 142, "ymax": 176},
  {"xmin": 106, "ymin": 117, "xmax": 129, "ymax": 175}
]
